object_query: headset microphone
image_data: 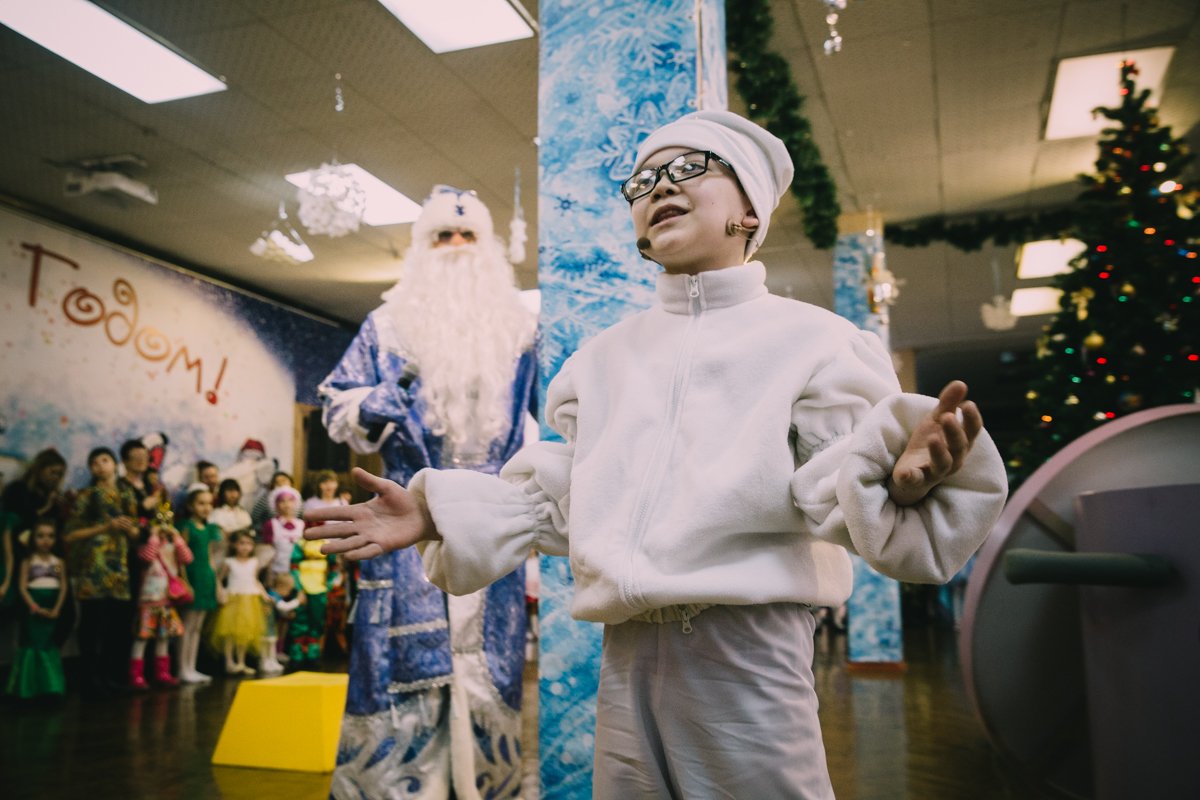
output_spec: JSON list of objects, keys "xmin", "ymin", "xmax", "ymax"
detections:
[
  {"xmin": 725, "ymin": 221, "xmax": 756, "ymax": 239},
  {"xmin": 636, "ymin": 237, "xmax": 652, "ymax": 250}
]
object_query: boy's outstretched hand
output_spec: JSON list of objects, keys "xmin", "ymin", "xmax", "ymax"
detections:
[
  {"xmin": 889, "ymin": 380, "xmax": 982, "ymax": 507},
  {"xmin": 303, "ymin": 467, "xmax": 438, "ymax": 561}
]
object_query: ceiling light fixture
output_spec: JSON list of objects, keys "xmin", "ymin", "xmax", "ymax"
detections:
[
  {"xmin": 0, "ymin": 0, "xmax": 226, "ymax": 103},
  {"xmin": 377, "ymin": 0, "xmax": 535, "ymax": 54},
  {"xmin": 1010, "ymin": 287, "xmax": 1064, "ymax": 317},
  {"xmin": 1016, "ymin": 238, "xmax": 1086, "ymax": 280},
  {"xmin": 1044, "ymin": 47, "xmax": 1174, "ymax": 140}
]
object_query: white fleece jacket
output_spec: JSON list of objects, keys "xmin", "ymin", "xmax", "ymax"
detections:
[{"xmin": 412, "ymin": 262, "xmax": 1007, "ymax": 625}]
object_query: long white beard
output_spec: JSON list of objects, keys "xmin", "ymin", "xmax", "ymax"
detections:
[{"xmin": 381, "ymin": 240, "xmax": 534, "ymax": 462}]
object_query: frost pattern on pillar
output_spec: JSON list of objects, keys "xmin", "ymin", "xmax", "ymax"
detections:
[
  {"xmin": 537, "ymin": 1, "xmax": 726, "ymax": 796},
  {"xmin": 833, "ymin": 231, "xmax": 904, "ymax": 664}
]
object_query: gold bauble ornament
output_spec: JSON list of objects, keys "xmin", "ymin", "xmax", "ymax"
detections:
[
  {"xmin": 1083, "ymin": 331, "xmax": 1105, "ymax": 349},
  {"xmin": 1070, "ymin": 287, "xmax": 1095, "ymax": 321},
  {"xmin": 1119, "ymin": 282, "xmax": 1136, "ymax": 296}
]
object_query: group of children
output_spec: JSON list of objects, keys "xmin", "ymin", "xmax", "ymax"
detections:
[{"xmin": 2, "ymin": 466, "xmax": 346, "ymax": 700}]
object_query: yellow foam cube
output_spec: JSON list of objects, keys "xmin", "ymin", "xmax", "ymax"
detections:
[{"xmin": 212, "ymin": 671, "xmax": 349, "ymax": 773}]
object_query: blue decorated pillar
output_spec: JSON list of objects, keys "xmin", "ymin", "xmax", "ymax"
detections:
[
  {"xmin": 831, "ymin": 212, "xmax": 905, "ymax": 667},
  {"xmin": 536, "ymin": 1, "xmax": 726, "ymax": 796}
]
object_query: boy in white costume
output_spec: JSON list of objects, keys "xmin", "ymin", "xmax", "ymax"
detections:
[{"xmin": 307, "ymin": 110, "xmax": 1008, "ymax": 799}]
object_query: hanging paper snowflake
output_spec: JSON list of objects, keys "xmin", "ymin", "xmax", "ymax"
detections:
[
  {"xmin": 250, "ymin": 228, "xmax": 315, "ymax": 264},
  {"xmin": 296, "ymin": 162, "xmax": 366, "ymax": 238},
  {"xmin": 250, "ymin": 203, "xmax": 315, "ymax": 265},
  {"xmin": 980, "ymin": 295, "xmax": 1018, "ymax": 331}
]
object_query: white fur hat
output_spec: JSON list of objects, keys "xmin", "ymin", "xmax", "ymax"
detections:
[
  {"xmin": 268, "ymin": 485, "xmax": 301, "ymax": 510},
  {"xmin": 635, "ymin": 110, "xmax": 794, "ymax": 257},
  {"xmin": 411, "ymin": 185, "xmax": 495, "ymax": 246}
]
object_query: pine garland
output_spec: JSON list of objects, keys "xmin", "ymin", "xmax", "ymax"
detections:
[
  {"xmin": 884, "ymin": 209, "xmax": 1077, "ymax": 251},
  {"xmin": 727, "ymin": 0, "xmax": 840, "ymax": 249}
]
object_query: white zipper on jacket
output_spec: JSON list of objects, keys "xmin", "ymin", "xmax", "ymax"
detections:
[{"xmin": 620, "ymin": 274, "xmax": 705, "ymax": 611}]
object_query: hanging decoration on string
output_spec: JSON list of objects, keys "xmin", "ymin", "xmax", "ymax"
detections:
[
  {"xmin": 821, "ymin": 0, "xmax": 848, "ymax": 55},
  {"xmin": 296, "ymin": 74, "xmax": 366, "ymax": 238},
  {"xmin": 868, "ymin": 250, "xmax": 903, "ymax": 313},
  {"xmin": 250, "ymin": 201, "xmax": 315, "ymax": 265},
  {"xmin": 508, "ymin": 166, "xmax": 527, "ymax": 265},
  {"xmin": 980, "ymin": 257, "xmax": 1018, "ymax": 331},
  {"xmin": 296, "ymin": 162, "xmax": 366, "ymax": 237},
  {"xmin": 727, "ymin": 0, "xmax": 840, "ymax": 248}
]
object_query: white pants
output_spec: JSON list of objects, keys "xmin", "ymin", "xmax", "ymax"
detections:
[{"xmin": 593, "ymin": 604, "xmax": 834, "ymax": 800}]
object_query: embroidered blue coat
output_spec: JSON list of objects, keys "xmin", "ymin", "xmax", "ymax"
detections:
[{"xmin": 319, "ymin": 309, "xmax": 534, "ymax": 800}]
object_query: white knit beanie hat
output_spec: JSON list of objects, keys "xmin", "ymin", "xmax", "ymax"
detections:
[{"xmin": 635, "ymin": 110, "xmax": 793, "ymax": 257}]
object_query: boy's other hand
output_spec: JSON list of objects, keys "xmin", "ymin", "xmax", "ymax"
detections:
[
  {"xmin": 889, "ymin": 380, "xmax": 982, "ymax": 507},
  {"xmin": 303, "ymin": 467, "xmax": 438, "ymax": 561}
]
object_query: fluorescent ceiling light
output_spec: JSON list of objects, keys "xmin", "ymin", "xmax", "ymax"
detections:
[
  {"xmin": 378, "ymin": 0, "xmax": 534, "ymax": 53},
  {"xmin": 286, "ymin": 164, "xmax": 422, "ymax": 226},
  {"xmin": 1016, "ymin": 238, "xmax": 1086, "ymax": 280},
  {"xmin": 0, "ymin": 0, "xmax": 225, "ymax": 103},
  {"xmin": 1045, "ymin": 47, "xmax": 1175, "ymax": 140},
  {"xmin": 1010, "ymin": 287, "xmax": 1064, "ymax": 317}
]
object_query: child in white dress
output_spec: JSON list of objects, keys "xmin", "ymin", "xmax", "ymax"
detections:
[{"xmin": 210, "ymin": 530, "xmax": 268, "ymax": 675}]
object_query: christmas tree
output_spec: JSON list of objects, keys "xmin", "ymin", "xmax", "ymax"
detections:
[{"xmin": 1009, "ymin": 60, "xmax": 1200, "ymax": 484}]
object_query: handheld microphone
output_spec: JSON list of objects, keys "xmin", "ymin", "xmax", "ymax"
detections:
[{"xmin": 397, "ymin": 363, "xmax": 419, "ymax": 391}]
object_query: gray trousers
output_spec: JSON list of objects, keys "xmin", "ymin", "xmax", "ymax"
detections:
[{"xmin": 593, "ymin": 603, "xmax": 834, "ymax": 800}]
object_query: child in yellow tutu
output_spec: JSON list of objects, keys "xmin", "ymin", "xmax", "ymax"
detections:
[{"xmin": 210, "ymin": 529, "xmax": 268, "ymax": 675}]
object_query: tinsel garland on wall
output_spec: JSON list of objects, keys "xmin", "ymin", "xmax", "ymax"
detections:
[
  {"xmin": 727, "ymin": 0, "xmax": 840, "ymax": 249},
  {"xmin": 884, "ymin": 209, "xmax": 1077, "ymax": 251}
]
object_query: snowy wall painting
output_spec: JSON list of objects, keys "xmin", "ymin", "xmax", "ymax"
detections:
[{"xmin": 0, "ymin": 206, "xmax": 351, "ymax": 492}]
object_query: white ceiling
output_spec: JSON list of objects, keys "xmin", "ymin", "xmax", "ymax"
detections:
[{"xmin": 1, "ymin": 0, "xmax": 1197, "ymax": 383}]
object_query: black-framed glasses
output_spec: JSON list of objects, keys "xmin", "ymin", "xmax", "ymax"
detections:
[
  {"xmin": 620, "ymin": 150, "xmax": 736, "ymax": 203},
  {"xmin": 434, "ymin": 228, "xmax": 477, "ymax": 245}
]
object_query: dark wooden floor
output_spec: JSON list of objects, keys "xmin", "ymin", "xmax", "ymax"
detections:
[
  {"xmin": 2, "ymin": 626, "xmax": 1040, "ymax": 800},
  {"xmin": 813, "ymin": 625, "xmax": 1030, "ymax": 800}
]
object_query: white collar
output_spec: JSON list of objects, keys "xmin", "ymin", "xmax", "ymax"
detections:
[{"xmin": 656, "ymin": 261, "xmax": 768, "ymax": 314}]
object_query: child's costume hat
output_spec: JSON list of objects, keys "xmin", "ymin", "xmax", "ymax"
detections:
[
  {"xmin": 268, "ymin": 486, "xmax": 301, "ymax": 509},
  {"xmin": 635, "ymin": 110, "xmax": 794, "ymax": 257},
  {"xmin": 412, "ymin": 185, "xmax": 495, "ymax": 245}
]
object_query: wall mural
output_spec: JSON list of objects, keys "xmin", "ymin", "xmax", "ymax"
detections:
[{"xmin": 0, "ymin": 206, "xmax": 352, "ymax": 493}]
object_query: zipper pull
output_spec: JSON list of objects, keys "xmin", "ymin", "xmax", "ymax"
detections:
[
  {"xmin": 687, "ymin": 275, "xmax": 700, "ymax": 299},
  {"xmin": 680, "ymin": 608, "xmax": 693, "ymax": 634}
]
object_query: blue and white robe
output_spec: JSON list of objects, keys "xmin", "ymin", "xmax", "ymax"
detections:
[{"xmin": 319, "ymin": 309, "xmax": 534, "ymax": 800}]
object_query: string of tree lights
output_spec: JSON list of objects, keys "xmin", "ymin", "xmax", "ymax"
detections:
[{"xmin": 1008, "ymin": 60, "xmax": 1200, "ymax": 484}]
